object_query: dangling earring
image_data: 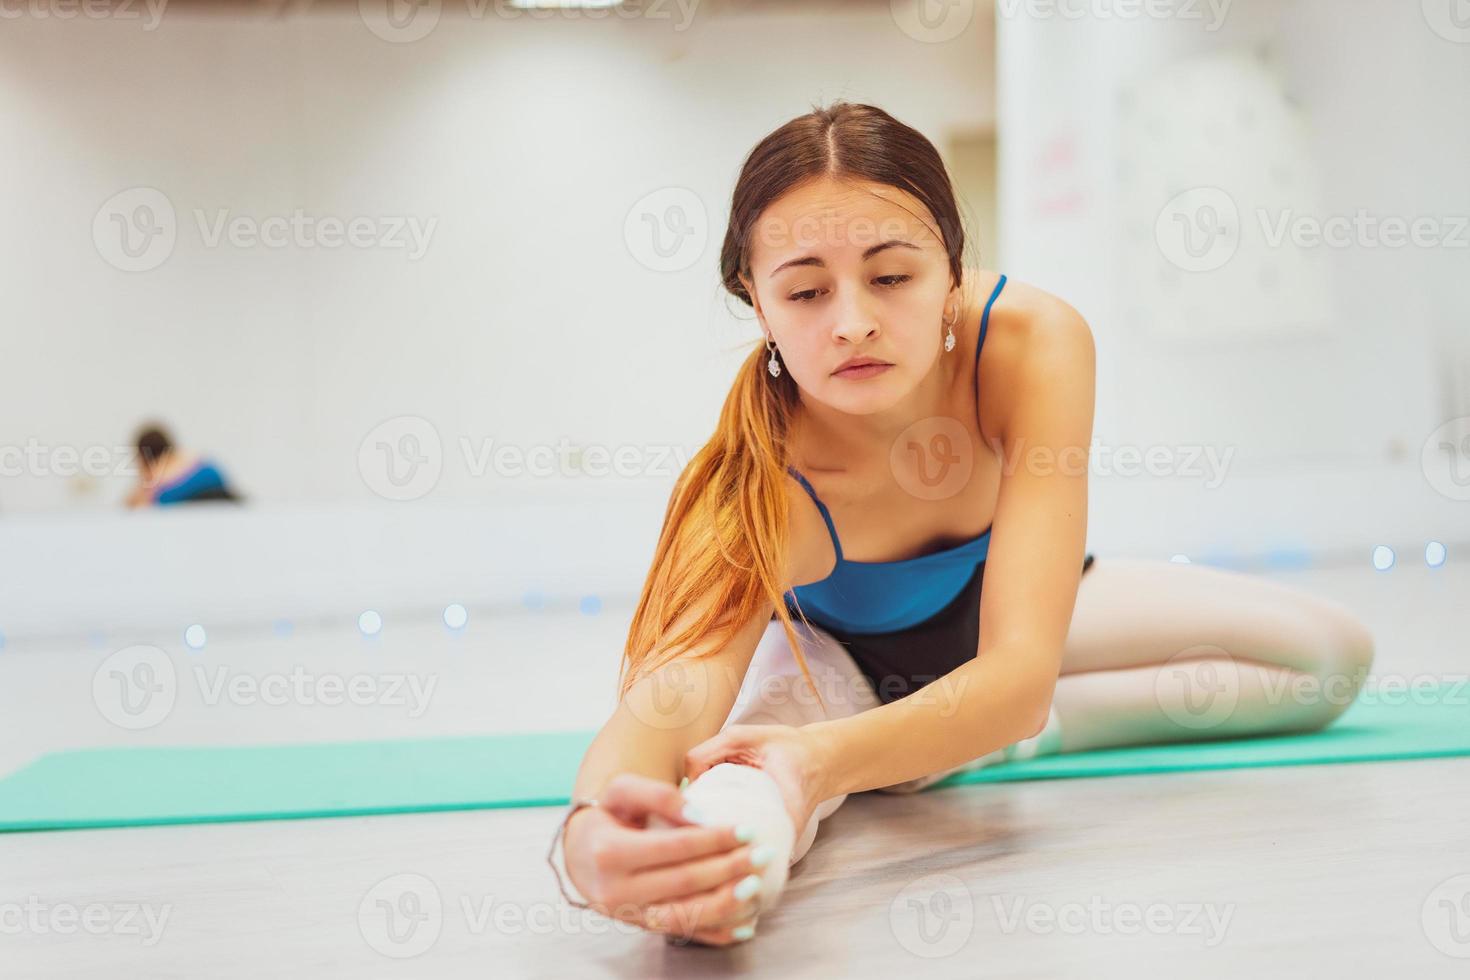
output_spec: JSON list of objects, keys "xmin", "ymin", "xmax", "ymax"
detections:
[
  {"xmin": 943, "ymin": 307, "xmax": 958, "ymax": 353},
  {"xmin": 766, "ymin": 336, "xmax": 782, "ymax": 377}
]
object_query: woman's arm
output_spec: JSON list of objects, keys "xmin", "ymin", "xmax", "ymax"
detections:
[
  {"xmin": 571, "ymin": 471, "xmax": 836, "ymax": 802},
  {"xmin": 801, "ymin": 292, "xmax": 1097, "ymax": 799},
  {"xmin": 570, "ymin": 595, "xmax": 774, "ymax": 802},
  {"xmin": 559, "ymin": 589, "xmax": 790, "ymax": 945}
]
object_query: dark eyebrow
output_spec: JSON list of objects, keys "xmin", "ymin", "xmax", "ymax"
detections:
[{"xmin": 766, "ymin": 239, "xmax": 921, "ymax": 279}]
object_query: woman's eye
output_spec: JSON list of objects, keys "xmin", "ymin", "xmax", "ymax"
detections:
[{"xmin": 788, "ymin": 275, "xmax": 909, "ymax": 303}]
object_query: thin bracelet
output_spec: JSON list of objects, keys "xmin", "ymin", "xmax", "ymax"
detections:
[{"xmin": 546, "ymin": 797, "xmax": 600, "ymax": 910}]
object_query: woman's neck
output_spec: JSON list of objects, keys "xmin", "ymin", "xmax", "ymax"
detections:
[{"xmin": 791, "ymin": 348, "xmax": 959, "ymax": 473}]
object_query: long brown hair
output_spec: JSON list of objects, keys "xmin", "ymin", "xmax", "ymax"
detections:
[{"xmin": 617, "ymin": 101, "xmax": 970, "ymax": 712}]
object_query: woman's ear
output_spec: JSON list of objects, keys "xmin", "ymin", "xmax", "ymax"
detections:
[{"xmin": 739, "ymin": 273, "xmax": 769, "ymax": 330}]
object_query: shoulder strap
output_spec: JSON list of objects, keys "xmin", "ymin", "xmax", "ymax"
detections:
[
  {"xmin": 975, "ymin": 273, "xmax": 1008, "ymax": 365},
  {"xmin": 785, "ymin": 465, "xmax": 844, "ymax": 563}
]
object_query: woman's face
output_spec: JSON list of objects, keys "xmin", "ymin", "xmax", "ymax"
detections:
[{"xmin": 740, "ymin": 175, "xmax": 961, "ymax": 415}]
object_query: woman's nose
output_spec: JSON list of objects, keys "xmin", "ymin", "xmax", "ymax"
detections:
[{"xmin": 831, "ymin": 284, "xmax": 880, "ymax": 343}]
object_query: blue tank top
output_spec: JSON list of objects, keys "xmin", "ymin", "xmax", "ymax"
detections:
[
  {"xmin": 783, "ymin": 274, "xmax": 1007, "ymax": 635},
  {"xmin": 154, "ymin": 460, "xmax": 233, "ymax": 505}
]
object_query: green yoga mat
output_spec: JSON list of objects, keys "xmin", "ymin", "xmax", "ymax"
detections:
[{"xmin": 2, "ymin": 689, "xmax": 1467, "ymax": 832}]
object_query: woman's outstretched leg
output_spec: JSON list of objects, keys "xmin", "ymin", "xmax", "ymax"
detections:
[
  {"xmin": 716, "ymin": 616, "xmax": 882, "ymax": 866},
  {"xmin": 1050, "ymin": 557, "xmax": 1376, "ymax": 752}
]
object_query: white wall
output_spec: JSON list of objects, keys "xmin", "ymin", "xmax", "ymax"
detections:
[
  {"xmin": 0, "ymin": 5, "xmax": 996, "ymax": 514},
  {"xmin": 996, "ymin": 0, "xmax": 1470, "ymax": 559},
  {"xmin": 0, "ymin": 3, "xmax": 1006, "ymax": 639},
  {"xmin": 2, "ymin": 2, "xmax": 1463, "ymax": 643}
]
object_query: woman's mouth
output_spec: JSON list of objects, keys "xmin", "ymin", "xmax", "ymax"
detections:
[{"xmin": 833, "ymin": 362, "xmax": 893, "ymax": 380}]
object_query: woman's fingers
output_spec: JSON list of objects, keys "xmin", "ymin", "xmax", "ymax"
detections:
[
  {"xmin": 621, "ymin": 822, "xmax": 751, "ymax": 873},
  {"xmin": 597, "ymin": 772, "xmax": 698, "ymax": 829},
  {"xmin": 640, "ymin": 870, "xmax": 766, "ymax": 935},
  {"xmin": 622, "ymin": 841, "xmax": 765, "ymax": 907},
  {"xmin": 683, "ymin": 727, "xmax": 756, "ymax": 782},
  {"xmin": 667, "ymin": 914, "xmax": 760, "ymax": 947}
]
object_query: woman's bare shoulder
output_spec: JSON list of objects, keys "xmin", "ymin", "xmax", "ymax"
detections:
[
  {"xmin": 978, "ymin": 275, "xmax": 1091, "ymax": 352},
  {"xmin": 972, "ymin": 274, "xmax": 1096, "ymax": 440}
]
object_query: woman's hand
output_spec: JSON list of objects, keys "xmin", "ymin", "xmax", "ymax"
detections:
[
  {"xmin": 683, "ymin": 723, "xmax": 832, "ymax": 861},
  {"xmin": 562, "ymin": 773, "xmax": 770, "ymax": 946},
  {"xmin": 123, "ymin": 482, "xmax": 154, "ymax": 509}
]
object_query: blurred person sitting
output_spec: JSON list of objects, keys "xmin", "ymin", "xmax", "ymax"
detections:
[{"xmin": 125, "ymin": 424, "xmax": 241, "ymax": 507}]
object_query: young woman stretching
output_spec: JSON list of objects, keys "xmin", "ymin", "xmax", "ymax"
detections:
[{"xmin": 550, "ymin": 101, "xmax": 1376, "ymax": 947}]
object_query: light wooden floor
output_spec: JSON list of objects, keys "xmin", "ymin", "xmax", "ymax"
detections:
[{"xmin": 3, "ymin": 556, "xmax": 1468, "ymax": 977}]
